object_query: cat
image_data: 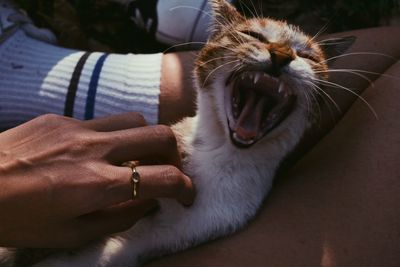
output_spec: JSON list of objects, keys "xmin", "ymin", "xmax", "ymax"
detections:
[{"xmin": 2, "ymin": 0, "xmax": 355, "ymax": 266}]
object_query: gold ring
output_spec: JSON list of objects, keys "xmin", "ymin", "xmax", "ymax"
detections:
[
  {"xmin": 131, "ymin": 165, "xmax": 140, "ymax": 199},
  {"xmin": 123, "ymin": 162, "xmax": 140, "ymax": 199}
]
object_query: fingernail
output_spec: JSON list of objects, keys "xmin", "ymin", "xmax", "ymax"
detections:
[
  {"xmin": 181, "ymin": 193, "xmax": 195, "ymax": 206},
  {"xmin": 181, "ymin": 182, "xmax": 196, "ymax": 207},
  {"xmin": 179, "ymin": 177, "xmax": 196, "ymax": 207}
]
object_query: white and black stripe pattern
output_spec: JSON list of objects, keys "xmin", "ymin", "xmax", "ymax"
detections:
[{"xmin": 0, "ymin": 29, "xmax": 162, "ymax": 130}]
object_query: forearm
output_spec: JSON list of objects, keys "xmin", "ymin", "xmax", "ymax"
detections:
[
  {"xmin": 0, "ymin": 30, "xmax": 163, "ymax": 129},
  {"xmin": 159, "ymin": 52, "xmax": 198, "ymax": 125}
]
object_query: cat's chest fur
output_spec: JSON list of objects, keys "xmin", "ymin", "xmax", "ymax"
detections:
[{"xmin": 170, "ymin": 100, "xmax": 308, "ymax": 225}]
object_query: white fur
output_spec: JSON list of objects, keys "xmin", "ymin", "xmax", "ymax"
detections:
[
  {"xmin": 1, "ymin": 6, "xmax": 321, "ymax": 266},
  {"xmin": 30, "ymin": 58, "xmax": 312, "ymax": 266}
]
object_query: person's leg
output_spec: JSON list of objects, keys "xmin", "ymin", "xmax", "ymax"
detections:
[
  {"xmin": 0, "ymin": 0, "xmax": 201, "ymax": 130},
  {"xmin": 289, "ymin": 26, "xmax": 400, "ymax": 162},
  {"xmin": 145, "ymin": 27, "xmax": 400, "ymax": 267},
  {"xmin": 0, "ymin": 30, "xmax": 163, "ymax": 129},
  {"xmin": 0, "ymin": 1, "xmax": 177, "ymax": 130}
]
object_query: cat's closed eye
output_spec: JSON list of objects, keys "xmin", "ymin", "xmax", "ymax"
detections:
[
  {"xmin": 238, "ymin": 30, "xmax": 268, "ymax": 43},
  {"xmin": 297, "ymin": 51, "xmax": 319, "ymax": 62}
]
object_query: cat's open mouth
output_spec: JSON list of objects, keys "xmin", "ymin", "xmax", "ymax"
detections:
[{"xmin": 226, "ymin": 71, "xmax": 296, "ymax": 148}]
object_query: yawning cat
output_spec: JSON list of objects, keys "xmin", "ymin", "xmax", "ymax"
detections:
[{"xmin": 17, "ymin": 0, "xmax": 354, "ymax": 266}]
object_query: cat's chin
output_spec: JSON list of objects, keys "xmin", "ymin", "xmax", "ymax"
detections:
[{"xmin": 225, "ymin": 70, "xmax": 296, "ymax": 148}]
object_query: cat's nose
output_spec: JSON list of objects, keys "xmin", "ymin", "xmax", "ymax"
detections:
[{"xmin": 268, "ymin": 45, "xmax": 295, "ymax": 76}]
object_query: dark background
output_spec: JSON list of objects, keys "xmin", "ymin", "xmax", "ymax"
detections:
[{"xmin": 15, "ymin": 0, "xmax": 400, "ymax": 53}]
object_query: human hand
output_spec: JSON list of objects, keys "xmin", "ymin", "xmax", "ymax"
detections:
[{"xmin": 0, "ymin": 113, "xmax": 194, "ymax": 248}]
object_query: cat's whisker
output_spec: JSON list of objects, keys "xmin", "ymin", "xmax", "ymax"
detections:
[
  {"xmin": 314, "ymin": 84, "xmax": 341, "ymax": 114},
  {"xmin": 316, "ymin": 69, "xmax": 375, "ymax": 88},
  {"xmin": 319, "ymin": 41, "xmax": 352, "ymax": 46},
  {"xmin": 230, "ymin": 61, "xmax": 245, "ymax": 76},
  {"xmin": 163, "ymin": 42, "xmax": 208, "ymax": 53},
  {"xmin": 169, "ymin": 5, "xmax": 231, "ymax": 34},
  {"xmin": 307, "ymin": 81, "xmax": 342, "ymax": 120},
  {"xmin": 229, "ymin": 64, "xmax": 246, "ymax": 80},
  {"xmin": 248, "ymin": 0, "xmax": 261, "ymax": 19},
  {"xmin": 220, "ymin": 46, "xmax": 239, "ymax": 54},
  {"xmin": 221, "ymin": 11, "xmax": 249, "ymax": 43},
  {"xmin": 305, "ymin": 84, "xmax": 324, "ymax": 120},
  {"xmin": 169, "ymin": 6, "xmax": 213, "ymax": 19},
  {"xmin": 316, "ymin": 38, "xmax": 353, "ymax": 46},
  {"xmin": 237, "ymin": 0, "xmax": 256, "ymax": 19},
  {"xmin": 308, "ymin": 18, "xmax": 332, "ymax": 45},
  {"xmin": 199, "ymin": 55, "xmax": 238, "ymax": 67},
  {"xmin": 307, "ymin": 81, "xmax": 340, "ymax": 112},
  {"xmin": 202, "ymin": 60, "xmax": 241, "ymax": 87},
  {"xmin": 313, "ymin": 78, "xmax": 378, "ymax": 118},
  {"xmin": 207, "ymin": 41, "xmax": 241, "ymax": 54},
  {"xmin": 307, "ymin": 82, "xmax": 330, "ymax": 111},
  {"xmin": 321, "ymin": 52, "xmax": 397, "ymax": 64},
  {"xmin": 226, "ymin": 29, "xmax": 247, "ymax": 47},
  {"xmin": 208, "ymin": 3, "xmax": 248, "ymax": 47},
  {"xmin": 317, "ymin": 68, "xmax": 400, "ymax": 81},
  {"xmin": 302, "ymin": 87, "xmax": 313, "ymax": 118},
  {"xmin": 259, "ymin": 0, "xmax": 264, "ymax": 17},
  {"xmin": 295, "ymin": 80, "xmax": 314, "ymax": 116}
]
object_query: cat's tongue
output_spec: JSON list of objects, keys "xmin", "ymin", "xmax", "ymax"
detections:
[
  {"xmin": 229, "ymin": 71, "xmax": 296, "ymax": 147},
  {"xmin": 234, "ymin": 90, "xmax": 264, "ymax": 141}
]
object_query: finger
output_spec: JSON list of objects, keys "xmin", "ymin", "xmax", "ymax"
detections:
[
  {"xmin": 136, "ymin": 165, "xmax": 195, "ymax": 206},
  {"xmin": 103, "ymin": 125, "xmax": 182, "ymax": 167},
  {"xmin": 102, "ymin": 165, "xmax": 195, "ymax": 208},
  {"xmin": 83, "ymin": 112, "xmax": 147, "ymax": 132}
]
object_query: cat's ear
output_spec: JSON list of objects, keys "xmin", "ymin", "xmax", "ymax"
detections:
[
  {"xmin": 319, "ymin": 36, "xmax": 356, "ymax": 62},
  {"xmin": 209, "ymin": 0, "xmax": 244, "ymax": 34}
]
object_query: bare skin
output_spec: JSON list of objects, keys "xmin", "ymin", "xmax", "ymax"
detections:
[
  {"xmin": 0, "ymin": 24, "xmax": 398, "ymax": 266},
  {"xmin": 149, "ymin": 27, "xmax": 400, "ymax": 266},
  {"xmin": 0, "ymin": 113, "xmax": 194, "ymax": 248},
  {"xmin": 0, "ymin": 50, "xmax": 199, "ymax": 249},
  {"xmin": 160, "ymin": 52, "xmax": 198, "ymax": 125},
  {"xmin": 0, "ymin": 40, "xmax": 195, "ymax": 251}
]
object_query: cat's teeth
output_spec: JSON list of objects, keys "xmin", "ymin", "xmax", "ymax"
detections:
[
  {"xmin": 278, "ymin": 82, "xmax": 284, "ymax": 94},
  {"xmin": 254, "ymin": 73, "xmax": 261, "ymax": 84},
  {"xmin": 233, "ymin": 133, "xmax": 255, "ymax": 145}
]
